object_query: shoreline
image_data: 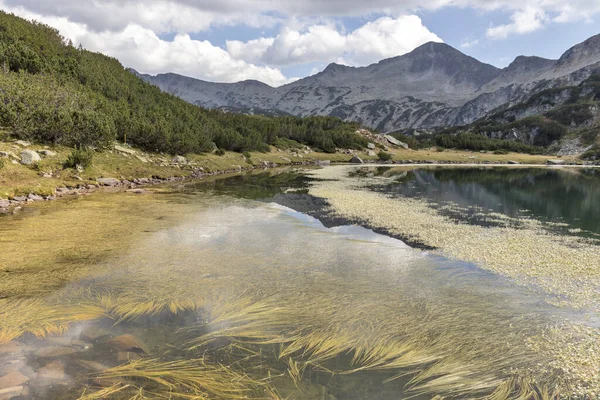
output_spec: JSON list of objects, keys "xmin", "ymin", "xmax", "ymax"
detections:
[{"xmin": 3, "ymin": 159, "xmax": 599, "ymax": 215}]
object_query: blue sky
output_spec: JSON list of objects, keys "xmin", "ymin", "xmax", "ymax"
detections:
[{"xmin": 2, "ymin": 0, "xmax": 599, "ymax": 86}]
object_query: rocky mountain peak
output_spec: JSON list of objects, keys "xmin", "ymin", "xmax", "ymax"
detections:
[{"xmin": 555, "ymin": 33, "xmax": 600, "ymax": 72}]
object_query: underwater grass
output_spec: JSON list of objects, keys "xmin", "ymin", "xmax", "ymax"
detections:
[
  {"xmin": 83, "ymin": 358, "xmax": 264, "ymax": 400},
  {"xmin": 1, "ymin": 177, "xmax": 599, "ymax": 398}
]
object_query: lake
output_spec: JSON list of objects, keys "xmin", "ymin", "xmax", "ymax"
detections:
[{"xmin": 0, "ymin": 165, "xmax": 599, "ymax": 399}]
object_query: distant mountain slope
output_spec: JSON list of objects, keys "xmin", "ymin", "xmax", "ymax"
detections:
[{"xmin": 137, "ymin": 34, "xmax": 600, "ymax": 133}]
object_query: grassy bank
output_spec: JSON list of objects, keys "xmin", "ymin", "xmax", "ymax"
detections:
[{"xmin": 0, "ymin": 140, "xmax": 582, "ymax": 200}]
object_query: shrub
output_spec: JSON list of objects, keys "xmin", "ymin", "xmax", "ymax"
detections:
[
  {"xmin": 63, "ymin": 147, "xmax": 93, "ymax": 169},
  {"xmin": 242, "ymin": 151, "xmax": 251, "ymax": 159},
  {"xmin": 0, "ymin": 157, "xmax": 5, "ymax": 169},
  {"xmin": 377, "ymin": 151, "xmax": 392, "ymax": 161},
  {"xmin": 215, "ymin": 148, "xmax": 225, "ymax": 156},
  {"xmin": 582, "ymin": 145, "xmax": 600, "ymax": 160}
]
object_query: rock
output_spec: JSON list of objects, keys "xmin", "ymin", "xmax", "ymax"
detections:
[
  {"xmin": 134, "ymin": 155, "xmax": 148, "ymax": 163},
  {"xmin": 0, "ymin": 151, "xmax": 18, "ymax": 159},
  {"xmin": 126, "ymin": 189, "xmax": 147, "ymax": 194},
  {"xmin": 316, "ymin": 160, "xmax": 331, "ymax": 166},
  {"xmin": 117, "ymin": 351, "xmax": 142, "ymax": 362},
  {"xmin": 97, "ymin": 178, "xmax": 121, "ymax": 187},
  {"xmin": 547, "ymin": 159, "xmax": 565, "ymax": 165},
  {"xmin": 107, "ymin": 334, "xmax": 146, "ymax": 353},
  {"xmin": 0, "ymin": 199, "xmax": 9, "ymax": 208},
  {"xmin": 80, "ymin": 326, "xmax": 110, "ymax": 342},
  {"xmin": 20, "ymin": 150, "xmax": 41, "ymax": 165},
  {"xmin": 349, "ymin": 155, "xmax": 364, "ymax": 164},
  {"xmin": 384, "ymin": 135, "xmax": 409, "ymax": 149},
  {"xmin": 0, "ymin": 371, "xmax": 29, "ymax": 388},
  {"xmin": 0, "ymin": 386, "xmax": 23, "ymax": 399},
  {"xmin": 11, "ymin": 196, "xmax": 26, "ymax": 202},
  {"xmin": 27, "ymin": 194, "xmax": 43, "ymax": 201},
  {"xmin": 14, "ymin": 140, "xmax": 30, "ymax": 147},
  {"xmin": 114, "ymin": 145, "xmax": 136, "ymax": 155},
  {"xmin": 507, "ymin": 160, "xmax": 520, "ymax": 164},
  {"xmin": 38, "ymin": 150, "xmax": 57, "ymax": 157},
  {"xmin": 75, "ymin": 360, "xmax": 110, "ymax": 372},
  {"xmin": 367, "ymin": 151, "xmax": 376, "ymax": 157},
  {"xmin": 35, "ymin": 361, "xmax": 65, "ymax": 380},
  {"xmin": 172, "ymin": 155, "xmax": 186, "ymax": 164},
  {"xmin": 34, "ymin": 346, "xmax": 77, "ymax": 358},
  {"xmin": 367, "ymin": 143, "xmax": 376, "ymax": 150}
]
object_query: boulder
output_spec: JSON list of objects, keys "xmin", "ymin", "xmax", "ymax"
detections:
[
  {"xmin": 20, "ymin": 150, "xmax": 41, "ymax": 165},
  {"xmin": 0, "ymin": 151, "xmax": 18, "ymax": 159},
  {"xmin": 114, "ymin": 145, "xmax": 136, "ymax": 155},
  {"xmin": 547, "ymin": 159, "xmax": 565, "ymax": 165},
  {"xmin": 34, "ymin": 346, "xmax": 77, "ymax": 358},
  {"xmin": 507, "ymin": 160, "xmax": 520, "ymax": 165},
  {"xmin": 316, "ymin": 160, "xmax": 331, "ymax": 166},
  {"xmin": 134, "ymin": 155, "xmax": 148, "ymax": 163},
  {"xmin": 14, "ymin": 140, "xmax": 30, "ymax": 147},
  {"xmin": 35, "ymin": 361, "xmax": 65, "ymax": 380},
  {"xmin": 38, "ymin": 150, "xmax": 57, "ymax": 157},
  {"xmin": 80, "ymin": 326, "xmax": 110, "ymax": 342},
  {"xmin": 0, "ymin": 199, "xmax": 9, "ymax": 208},
  {"xmin": 367, "ymin": 143, "xmax": 376, "ymax": 150},
  {"xmin": 172, "ymin": 155, "xmax": 187, "ymax": 164},
  {"xmin": 0, "ymin": 386, "xmax": 24, "ymax": 398},
  {"xmin": 367, "ymin": 150, "xmax": 376, "ymax": 157},
  {"xmin": 349, "ymin": 155, "xmax": 364, "ymax": 164},
  {"xmin": 0, "ymin": 371, "xmax": 29, "ymax": 389},
  {"xmin": 107, "ymin": 334, "xmax": 146, "ymax": 353},
  {"xmin": 96, "ymin": 178, "xmax": 121, "ymax": 187},
  {"xmin": 27, "ymin": 194, "xmax": 44, "ymax": 201},
  {"xmin": 384, "ymin": 135, "xmax": 409, "ymax": 149}
]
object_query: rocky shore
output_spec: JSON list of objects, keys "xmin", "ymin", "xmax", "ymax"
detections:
[{"xmin": 0, "ymin": 159, "xmax": 319, "ymax": 215}]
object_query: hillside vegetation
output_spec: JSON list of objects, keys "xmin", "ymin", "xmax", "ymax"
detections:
[{"xmin": 0, "ymin": 11, "xmax": 366, "ymax": 154}]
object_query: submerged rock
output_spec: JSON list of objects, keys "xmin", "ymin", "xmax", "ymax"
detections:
[
  {"xmin": 35, "ymin": 361, "xmax": 65, "ymax": 380},
  {"xmin": 80, "ymin": 326, "xmax": 110, "ymax": 342},
  {"xmin": 34, "ymin": 346, "xmax": 77, "ymax": 358},
  {"xmin": 20, "ymin": 150, "xmax": 41, "ymax": 165},
  {"xmin": 0, "ymin": 371, "xmax": 29, "ymax": 389},
  {"xmin": 107, "ymin": 334, "xmax": 146, "ymax": 353}
]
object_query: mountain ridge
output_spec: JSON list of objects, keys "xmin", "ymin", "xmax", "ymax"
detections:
[{"xmin": 136, "ymin": 34, "xmax": 600, "ymax": 133}]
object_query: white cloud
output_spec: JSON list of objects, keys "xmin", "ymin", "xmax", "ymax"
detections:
[
  {"xmin": 0, "ymin": 2, "xmax": 291, "ymax": 86},
  {"xmin": 486, "ymin": 6, "xmax": 547, "ymax": 39},
  {"xmin": 227, "ymin": 15, "xmax": 442, "ymax": 67},
  {"xmin": 460, "ymin": 39, "xmax": 479, "ymax": 48}
]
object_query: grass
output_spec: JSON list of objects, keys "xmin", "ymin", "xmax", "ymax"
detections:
[{"xmin": 0, "ymin": 140, "xmax": 578, "ymax": 200}]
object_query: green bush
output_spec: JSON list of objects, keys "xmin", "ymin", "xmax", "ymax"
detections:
[
  {"xmin": 63, "ymin": 147, "xmax": 94, "ymax": 169},
  {"xmin": 242, "ymin": 151, "xmax": 251, "ymax": 159},
  {"xmin": 582, "ymin": 145, "xmax": 600, "ymax": 160},
  {"xmin": 377, "ymin": 151, "xmax": 392, "ymax": 161},
  {"xmin": 0, "ymin": 157, "xmax": 5, "ymax": 169},
  {"xmin": 215, "ymin": 148, "xmax": 226, "ymax": 156}
]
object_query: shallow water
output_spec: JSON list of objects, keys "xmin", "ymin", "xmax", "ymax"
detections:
[{"xmin": 1, "ymin": 167, "xmax": 599, "ymax": 399}]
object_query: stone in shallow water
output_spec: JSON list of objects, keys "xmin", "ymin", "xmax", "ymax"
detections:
[
  {"xmin": 80, "ymin": 326, "xmax": 110, "ymax": 342},
  {"xmin": 35, "ymin": 361, "xmax": 65, "ymax": 380},
  {"xmin": 0, "ymin": 371, "xmax": 29, "ymax": 389},
  {"xmin": 0, "ymin": 342, "xmax": 24, "ymax": 355},
  {"xmin": 107, "ymin": 334, "xmax": 146, "ymax": 353},
  {"xmin": 34, "ymin": 346, "xmax": 77, "ymax": 358}
]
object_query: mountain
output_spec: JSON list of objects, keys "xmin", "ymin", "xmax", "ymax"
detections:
[{"xmin": 137, "ymin": 35, "xmax": 600, "ymax": 133}]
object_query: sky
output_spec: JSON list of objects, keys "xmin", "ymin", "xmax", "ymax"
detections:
[{"xmin": 1, "ymin": 0, "xmax": 599, "ymax": 87}]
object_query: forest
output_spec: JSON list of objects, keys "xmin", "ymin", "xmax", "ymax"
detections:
[{"xmin": 0, "ymin": 11, "xmax": 367, "ymax": 155}]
